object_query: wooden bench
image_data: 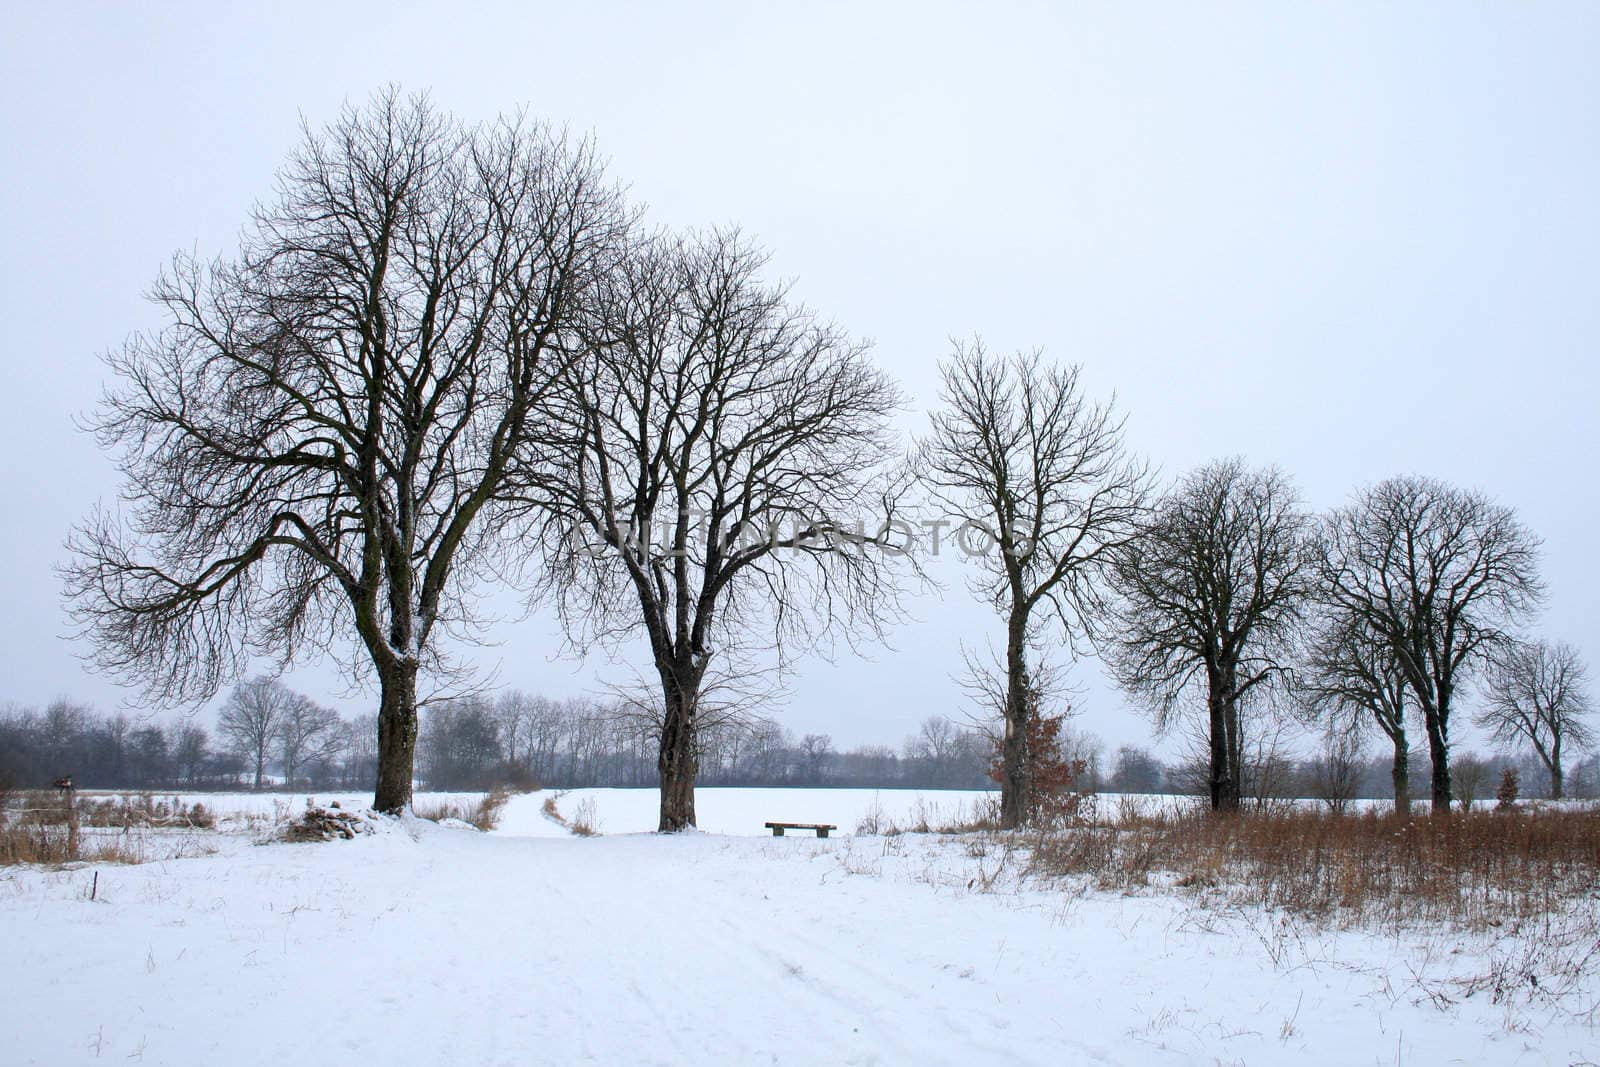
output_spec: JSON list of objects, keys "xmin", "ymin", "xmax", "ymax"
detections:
[{"xmin": 765, "ymin": 821, "xmax": 837, "ymax": 838}]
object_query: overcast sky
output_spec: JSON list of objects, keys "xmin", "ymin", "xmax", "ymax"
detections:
[{"xmin": 2, "ymin": 2, "xmax": 1596, "ymax": 758}]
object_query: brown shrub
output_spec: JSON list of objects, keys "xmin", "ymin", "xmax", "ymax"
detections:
[
  {"xmin": 988, "ymin": 691, "xmax": 1093, "ymax": 828},
  {"xmin": 1496, "ymin": 767, "xmax": 1521, "ymax": 811}
]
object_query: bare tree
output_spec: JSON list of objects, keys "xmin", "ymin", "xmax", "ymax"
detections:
[
  {"xmin": 1104, "ymin": 459, "xmax": 1314, "ymax": 811},
  {"xmin": 916, "ymin": 340, "xmax": 1149, "ymax": 828},
  {"xmin": 218, "ymin": 676, "xmax": 296, "ymax": 789},
  {"xmin": 1570, "ymin": 754, "xmax": 1600, "ymax": 799},
  {"xmin": 1452, "ymin": 753, "xmax": 1490, "ymax": 810},
  {"xmin": 1109, "ymin": 745, "xmax": 1164, "ymax": 794},
  {"xmin": 521, "ymin": 229, "xmax": 906, "ymax": 831},
  {"xmin": 277, "ymin": 694, "xmax": 344, "ymax": 789},
  {"xmin": 418, "ymin": 696, "xmax": 504, "ymax": 789},
  {"xmin": 62, "ymin": 91, "xmax": 627, "ymax": 812},
  {"xmin": 172, "ymin": 724, "xmax": 211, "ymax": 788},
  {"xmin": 910, "ymin": 715, "xmax": 962, "ymax": 783},
  {"xmin": 1476, "ymin": 640, "xmax": 1593, "ymax": 800},
  {"xmin": 522, "ymin": 695, "xmax": 570, "ymax": 784},
  {"xmin": 493, "ymin": 691, "xmax": 533, "ymax": 770},
  {"xmin": 342, "ymin": 712, "xmax": 380, "ymax": 788},
  {"xmin": 1240, "ymin": 706, "xmax": 1297, "ymax": 808},
  {"xmin": 99, "ymin": 711, "xmax": 132, "ymax": 783},
  {"xmin": 1302, "ymin": 612, "xmax": 1415, "ymax": 814},
  {"xmin": 799, "ymin": 733, "xmax": 835, "ymax": 783},
  {"xmin": 1317, "ymin": 477, "xmax": 1543, "ymax": 813},
  {"xmin": 1309, "ymin": 721, "xmax": 1366, "ymax": 814}
]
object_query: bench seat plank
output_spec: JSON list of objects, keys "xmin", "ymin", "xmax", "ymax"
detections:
[{"xmin": 764, "ymin": 821, "xmax": 838, "ymax": 837}]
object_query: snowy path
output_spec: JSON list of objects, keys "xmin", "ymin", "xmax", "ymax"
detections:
[{"xmin": 1, "ymin": 807, "xmax": 1587, "ymax": 1065}]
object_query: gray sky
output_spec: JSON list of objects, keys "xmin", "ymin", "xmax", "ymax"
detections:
[{"xmin": 3, "ymin": 2, "xmax": 1596, "ymax": 757}]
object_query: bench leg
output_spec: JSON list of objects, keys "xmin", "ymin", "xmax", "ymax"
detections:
[
  {"xmin": 771, "ymin": 826, "xmax": 784, "ymax": 836},
  {"xmin": 817, "ymin": 828, "xmax": 829, "ymax": 838}
]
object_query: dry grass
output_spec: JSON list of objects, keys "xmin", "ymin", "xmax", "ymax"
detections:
[
  {"xmin": 413, "ymin": 788, "xmax": 511, "ymax": 832},
  {"xmin": 854, "ymin": 799, "xmax": 890, "ymax": 836},
  {"xmin": 854, "ymin": 794, "xmax": 1015, "ymax": 836},
  {"xmin": 1020, "ymin": 805, "xmax": 1600, "ymax": 1025},
  {"xmin": 0, "ymin": 819, "xmax": 79, "ymax": 865},
  {"xmin": 1, "ymin": 790, "xmax": 208, "ymax": 866},
  {"xmin": 567, "ymin": 797, "xmax": 600, "ymax": 836},
  {"xmin": 541, "ymin": 792, "xmax": 600, "ymax": 836},
  {"xmin": 1027, "ymin": 805, "xmax": 1600, "ymax": 930},
  {"xmin": 79, "ymin": 794, "xmax": 216, "ymax": 830}
]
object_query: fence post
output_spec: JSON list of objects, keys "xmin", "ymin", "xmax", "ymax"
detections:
[{"xmin": 53, "ymin": 776, "xmax": 78, "ymax": 860}]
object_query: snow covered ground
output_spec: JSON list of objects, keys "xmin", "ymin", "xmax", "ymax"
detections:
[{"xmin": 3, "ymin": 789, "xmax": 1594, "ymax": 1065}]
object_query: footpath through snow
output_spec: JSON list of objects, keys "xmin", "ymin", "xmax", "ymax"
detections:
[{"xmin": 1, "ymin": 796, "xmax": 1592, "ymax": 1065}]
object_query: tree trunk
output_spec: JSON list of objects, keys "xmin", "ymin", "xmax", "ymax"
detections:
[
  {"xmin": 1391, "ymin": 736, "xmax": 1411, "ymax": 818},
  {"xmin": 1224, "ymin": 696, "xmax": 1244, "ymax": 807},
  {"xmin": 1206, "ymin": 667, "xmax": 1238, "ymax": 811},
  {"xmin": 1423, "ymin": 708, "xmax": 1451, "ymax": 814},
  {"xmin": 657, "ymin": 668, "xmax": 700, "ymax": 832},
  {"xmin": 253, "ymin": 751, "xmax": 265, "ymax": 791},
  {"xmin": 998, "ymin": 621, "xmax": 1031, "ymax": 830},
  {"xmin": 373, "ymin": 662, "xmax": 420, "ymax": 814}
]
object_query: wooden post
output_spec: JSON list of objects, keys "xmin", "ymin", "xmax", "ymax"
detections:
[{"xmin": 54, "ymin": 776, "xmax": 77, "ymax": 860}]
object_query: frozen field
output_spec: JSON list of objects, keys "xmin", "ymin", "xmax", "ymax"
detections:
[{"xmin": 2, "ymin": 788, "xmax": 1595, "ymax": 1065}]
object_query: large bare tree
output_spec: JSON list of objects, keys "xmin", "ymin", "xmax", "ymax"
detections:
[
  {"xmin": 1301, "ymin": 612, "xmax": 1415, "ymax": 814},
  {"xmin": 521, "ymin": 229, "xmax": 906, "ymax": 831},
  {"xmin": 1105, "ymin": 458, "xmax": 1314, "ymax": 811},
  {"xmin": 916, "ymin": 341, "xmax": 1148, "ymax": 827},
  {"xmin": 62, "ymin": 91, "xmax": 626, "ymax": 812},
  {"xmin": 1317, "ymin": 476, "xmax": 1543, "ymax": 812},
  {"xmin": 1477, "ymin": 639, "xmax": 1592, "ymax": 799}
]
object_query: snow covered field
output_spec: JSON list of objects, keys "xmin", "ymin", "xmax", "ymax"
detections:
[
  {"xmin": 48, "ymin": 787, "xmax": 1005, "ymax": 837},
  {"xmin": 495, "ymin": 787, "xmax": 1005, "ymax": 837},
  {"xmin": 3, "ymin": 789, "xmax": 1595, "ymax": 1065}
]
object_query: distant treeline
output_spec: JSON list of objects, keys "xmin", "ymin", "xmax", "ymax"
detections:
[
  {"xmin": 3, "ymin": 686, "xmax": 1595, "ymax": 801},
  {"xmin": 0, "ymin": 696, "xmax": 371, "ymax": 792},
  {"xmin": 0, "ymin": 688, "xmax": 999, "ymax": 793}
]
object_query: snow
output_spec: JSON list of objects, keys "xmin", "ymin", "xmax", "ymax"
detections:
[
  {"xmin": 2, "ymin": 789, "xmax": 1593, "ymax": 1065},
  {"xmin": 494, "ymin": 787, "xmax": 1002, "ymax": 837}
]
